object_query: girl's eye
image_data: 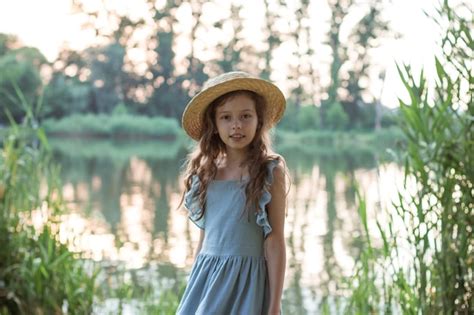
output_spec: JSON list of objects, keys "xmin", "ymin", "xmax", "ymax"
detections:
[
  {"xmin": 221, "ymin": 115, "xmax": 231, "ymax": 120},
  {"xmin": 242, "ymin": 114, "xmax": 252, "ymax": 119}
]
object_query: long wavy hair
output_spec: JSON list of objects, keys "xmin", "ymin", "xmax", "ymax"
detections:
[{"xmin": 180, "ymin": 90, "xmax": 281, "ymax": 220}]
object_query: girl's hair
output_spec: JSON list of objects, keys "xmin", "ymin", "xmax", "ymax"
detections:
[{"xmin": 180, "ymin": 90, "xmax": 281, "ymax": 220}]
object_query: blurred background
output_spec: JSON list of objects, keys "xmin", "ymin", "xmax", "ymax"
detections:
[
  {"xmin": 0, "ymin": 0, "xmax": 441, "ymax": 127},
  {"xmin": 0, "ymin": 0, "xmax": 471, "ymax": 314}
]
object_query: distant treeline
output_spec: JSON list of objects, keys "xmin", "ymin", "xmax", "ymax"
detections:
[{"xmin": 1, "ymin": 0, "xmax": 398, "ymax": 131}]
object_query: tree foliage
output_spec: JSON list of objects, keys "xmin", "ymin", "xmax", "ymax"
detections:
[
  {"xmin": 1, "ymin": 0, "xmax": 397, "ymax": 130},
  {"xmin": 0, "ymin": 39, "xmax": 47, "ymax": 123},
  {"xmin": 322, "ymin": 0, "xmax": 391, "ymax": 129}
]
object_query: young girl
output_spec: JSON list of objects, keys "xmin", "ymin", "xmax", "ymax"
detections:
[{"xmin": 177, "ymin": 71, "xmax": 287, "ymax": 315}]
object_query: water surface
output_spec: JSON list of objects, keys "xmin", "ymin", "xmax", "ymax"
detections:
[{"xmin": 49, "ymin": 137, "xmax": 403, "ymax": 314}]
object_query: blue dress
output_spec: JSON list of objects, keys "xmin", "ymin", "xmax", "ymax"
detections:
[{"xmin": 177, "ymin": 160, "xmax": 279, "ymax": 315}]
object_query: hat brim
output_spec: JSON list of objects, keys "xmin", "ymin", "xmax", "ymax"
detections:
[{"xmin": 182, "ymin": 77, "xmax": 286, "ymax": 140}]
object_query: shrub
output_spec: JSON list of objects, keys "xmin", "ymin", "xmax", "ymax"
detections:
[
  {"xmin": 42, "ymin": 113, "xmax": 180, "ymax": 139},
  {"xmin": 326, "ymin": 102, "xmax": 349, "ymax": 130}
]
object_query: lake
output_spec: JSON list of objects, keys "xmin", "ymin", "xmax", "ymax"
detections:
[{"xmin": 48, "ymin": 135, "xmax": 403, "ymax": 314}]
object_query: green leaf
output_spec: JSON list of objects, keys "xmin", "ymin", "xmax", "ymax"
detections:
[
  {"xmin": 376, "ymin": 221, "xmax": 390, "ymax": 257},
  {"xmin": 37, "ymin": 128, "xmax": 50, "ymax": 151}
]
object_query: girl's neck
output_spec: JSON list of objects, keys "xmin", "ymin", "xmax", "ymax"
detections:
[
  {"xmin": 215, "ymin": 151, "xmax": 249, "ymax": 180},
  {"xmin": 223, "ymin": 149, "xmax": 248, "ymax": 167}
]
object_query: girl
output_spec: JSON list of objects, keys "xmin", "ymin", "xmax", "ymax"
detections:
[{"xmin": 177, "ymin": 71, "xmax": 288, "ymax": 315}]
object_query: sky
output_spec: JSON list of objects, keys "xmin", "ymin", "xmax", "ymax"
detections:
[{"xmin": 0, "ymin": 0, "xmax": 449, "ymax": 108}]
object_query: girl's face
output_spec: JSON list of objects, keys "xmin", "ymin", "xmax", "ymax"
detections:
[{"xmin": 214, "ymin": 94, "xmax": 258, "ymax": 152}]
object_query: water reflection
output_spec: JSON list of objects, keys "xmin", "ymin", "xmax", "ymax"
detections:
[{"xmin": 49, "ymin": 137, "xmax": 403, "ymax": 314}]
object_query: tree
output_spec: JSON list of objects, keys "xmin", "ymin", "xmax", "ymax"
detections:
[
  {"xmin": 323, "ymin": 0, "xmax": 390, "ymax": 129},
  {"xmin": 321, "ymin": 0, "xmax": 352, "ymax": 127},
  {"xmin": 0, "ymin": 34, "xmax": 20, "ymax": 57},
  {"xmin": 54, "ymin": 2, "xmax": 146, "ymax": 115},
  {"xmin": 145, "ymin": 0, "xmax": 188, "ymax": 118},
  {"xmin": 87, "ymin": 43, "xmax": 126, "ymax": 113},
  {"xmin": 289, "ymin": 0, "xmax": 319, "ymax": 109},
  {"xmin": 215, "ymin": 4, "xmax": 247, "ymax": 73},
  {"xmin": 0, "ymin": 43, "xmax": 47, "ymax": 123},
  {"xmin": 342, "ymin": 1, "xmax": 390, "ymax": 127},
  {"xmin": 185, "ymin": 0, "xmax": 208, "ymax": 95},
  {"xmin": 326, "ymin": 101, "xmax": 349, "ymax": 130},
  {"xmin": 261, "ymin": 0, "xmax": 283, "ymax": 81},
  {"xmin": 42, "ymin": 74, "xmax": 90, "ymax": 119}
]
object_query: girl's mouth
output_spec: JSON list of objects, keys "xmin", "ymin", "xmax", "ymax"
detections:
[{"xmin": 230, "ymin": 134, "xmax": 245, "ymax": 139}]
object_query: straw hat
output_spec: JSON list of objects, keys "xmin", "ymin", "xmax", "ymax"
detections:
[{"xmin": 182, "ymin": 71, "xmax": 286, "ymax": 140}]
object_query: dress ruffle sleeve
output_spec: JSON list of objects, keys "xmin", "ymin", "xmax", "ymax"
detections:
[
  {"xmin": 255, "ymin": 159, "xmax": 280, "ymax": 239},
  {"xmin": 184, "ymin": 175, "xmax": 205, "ymax": 229}
]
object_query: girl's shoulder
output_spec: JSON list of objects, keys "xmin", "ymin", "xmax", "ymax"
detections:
[
  {"xmin": 265, "ymin": 154, "xmax": 287, "ymax": 183},
  {"xmin": 266, "ymin": 154, "xmax": 286, "ymax": 171}
]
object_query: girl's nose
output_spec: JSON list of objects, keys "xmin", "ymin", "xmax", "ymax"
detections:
[{"xmin": 232, "ymin": 120, "xmax": 241, "ymax": 129}]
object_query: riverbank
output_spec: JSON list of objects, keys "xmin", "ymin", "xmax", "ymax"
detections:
[
  {"xmin": 44, "ymin": 126, "xmax": 404, "ymax": 164},
  {"xmin": 33, "ymin": 113, "xmax": 404, "ymax": 144},
  {"xmin": 41, "ymin": 114, "xmax": 181, "ymax": 140}
]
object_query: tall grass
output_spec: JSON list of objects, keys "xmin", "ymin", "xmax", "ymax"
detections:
[
  {"xmin": 0, "ymin": 115, "xmax": 98, "ymax": 314},
  {"xmin": 93, "ymin": 264, "xmax": 185, "ymax": 314},
  {"xmin": 347, "ymin": 2, "xmax": 472, "ymax": 314}
]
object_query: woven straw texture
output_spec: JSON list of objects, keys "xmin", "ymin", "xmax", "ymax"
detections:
[{"xmin": 182, "ymin": 71, "xmax": 286, "ymax": 140}]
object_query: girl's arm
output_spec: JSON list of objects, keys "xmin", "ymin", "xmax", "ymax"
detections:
[
  {"xmin": 264, "ymin": 161, "xmax": 287, "ymax": 315},
  {"xmin": 195, "ymin": 229, "xmax": 205, "ymax": 259}
]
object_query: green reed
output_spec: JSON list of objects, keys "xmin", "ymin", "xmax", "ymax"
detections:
[
  {"xmin": 0, "ymin": 112, "xmax": 98, "ymax": 314},
  {"xmin": 93, "ymin": 264, "xmax": 185, "ymax": 315},
  {"xmin": 0, "ymin": 88, "xmax": 190, "ymax": 314},
  {"xmin": 0, "ymin": 115, "xmax": 186, "ymax": 314},
  {"xmin": 346, "ymin": 2, "xmax": 473, "ymax": 314}
]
